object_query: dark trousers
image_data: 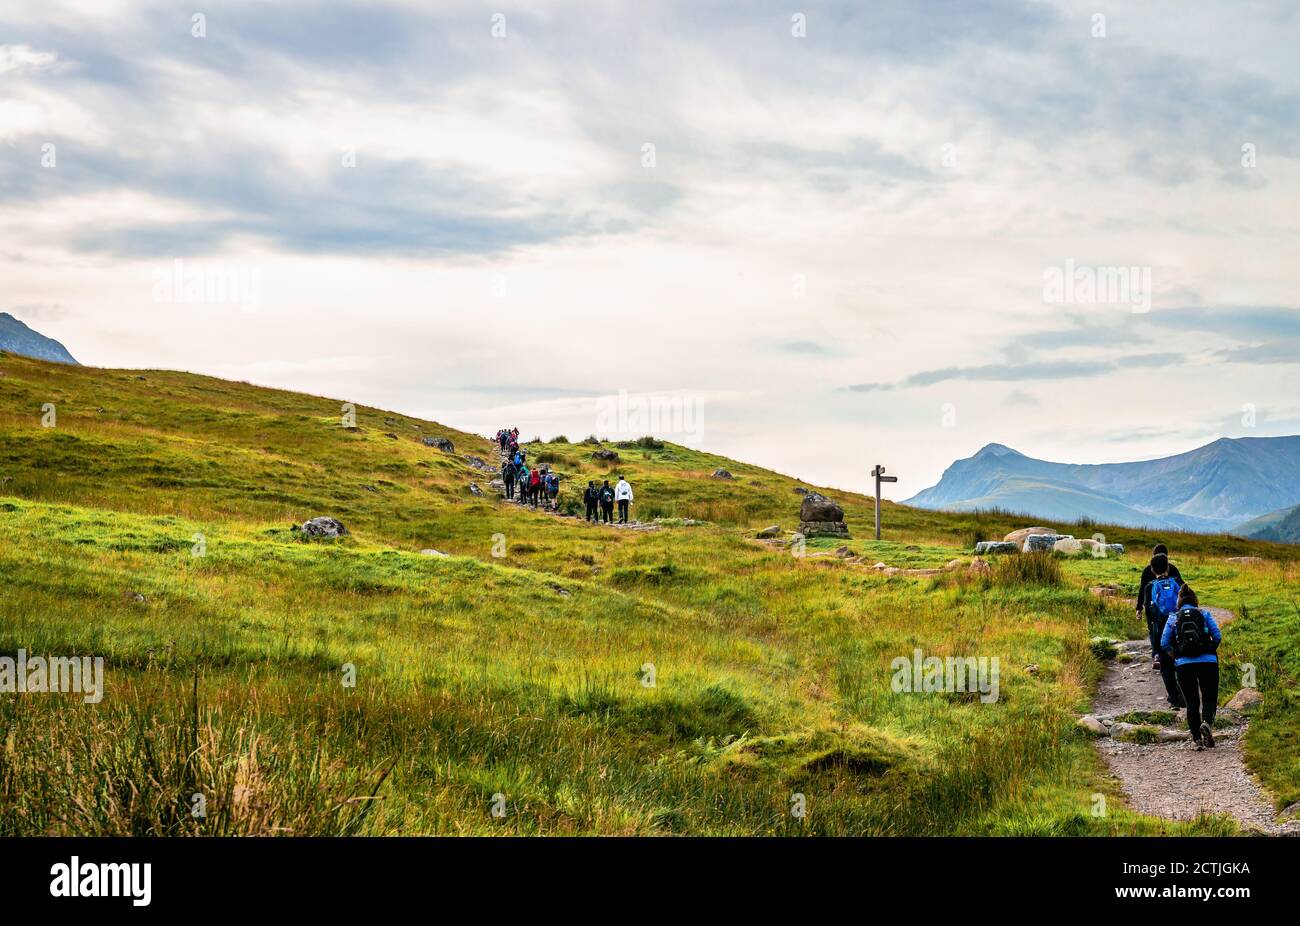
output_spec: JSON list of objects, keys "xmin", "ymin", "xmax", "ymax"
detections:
[
  {"xmin": 585, "ymin": 501, "xmax": 596, "ymax": 521},
  {"xmin": 505, "ymin": 479, "xmax": 514, "ymax": 499},
  {"xmin": 617, "ymin": 499, "xmax": 629, "ymax": 522},
  {"xmin": 1176, "ymin": 661, "xmax": 1219, "ymax": 740},
  {"xmin": 1149, "ymin": 611, "xmax": 1184, "ymax": 706},
  {"xmin": 601, "ymin": 503, "xmax": 613, "ymax": 523}
]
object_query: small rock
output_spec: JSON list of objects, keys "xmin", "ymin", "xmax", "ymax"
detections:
[
  {"xmin": 125, "ymin": 590, "xmax": 146, "ymax": 603},
  {"xmin": 872, "ymin": 562, "xmax": 888, "ymax": 569},
  {"xmin": 1077, "ymin": 715, "xmax": 1108, "ymax": 736},
  {"xmin": 711, "ymin": 468, "xmax": 734, "ymax": 479},
  {"xmin": 1225, "ymin": 556, "xmax": 1263, "ymax": 564},
  {"xmin": 1157, "ymin": 729, "xmax": 1192, "ymax": 743},
  {"xmin": 469, "ymin": 483, "xmax": 482, "ymax": 496},
  {"xmin": 301, "ymin": 516, "xmax": 349, "ymax": 538},
  {"xmin": 756, "ymin": 525, "xmax": 781, "ymax": 538},
  {"xmin": 1024, "ymin": 663, "xmax": 1040, "ymax": 675},
  {"xmin": 793, "ymin": 487, "xmax": 809, "ymax": 495},
  {"xmin": 967, "ymin": 557, "xmax": 991, "ymax": 576},
  {"xmin": 1225, "ymin": 688, "xmax": 1263, "ymax": 713},
  {"xmin": 945, "ymin": 558, "xmax": 963, "ymax": 569},
  {"xmin": 591, "ymin": 449, "xmax": 620, "ymax": 462},
  {"xmin": 422, "ymin": 436, "xmax": 455, "ymax": 452},
  {"xmin": 420, "ymin": 549, "xmax": 448, "ymax": 557},
  {"xmin": 834, "ymin": 545, "xmax": 852, "ymax": 558}
]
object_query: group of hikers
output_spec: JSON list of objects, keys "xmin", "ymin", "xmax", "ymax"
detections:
[
  {"xmin": 493, "ymin": 427, "xmax": 636, "ymax": 523},
  {"xmin": 1136, "ymin": 543, "xmax": 1223, "ymax": 750}
]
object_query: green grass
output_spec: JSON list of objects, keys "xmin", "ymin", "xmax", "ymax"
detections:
[{"xmin": 1, "ymin": 351, "xmax": 1296, "ymax": 835}]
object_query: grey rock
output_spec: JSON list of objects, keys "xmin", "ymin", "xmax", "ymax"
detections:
[
  {"xmin": 756, "ymin": 525, "xmax": 781, "ymax": 538},
  {"xmin": 422, "ymin": 436, "xmax": 454, "ymax": 452},
  {"xmin": 974, "ymin": 540, "xmax": 1019, "ymax": 555},
  {"xmin": 798, "ymin": 520, "xmax": 849, "ymax": 537},
  {"xmin": 799, "ymin": 493, "xmax": 844, "ymax": 523},
  {"xmin": 1024, "ymin": 533, "xmax": 1070, "ymax": 553},
  {"xmin": 1077, "ymin": 715, "xmax": 1108, "ymax": 736},
  {"xmin": 711, "ymin": 468, "xmax": 734, "ymax": 479},
  {"xmin": 301, "ymin": 516, "xmax": 349, "ymax": 538}
]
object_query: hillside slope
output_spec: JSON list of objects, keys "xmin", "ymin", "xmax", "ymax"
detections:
[{"xmin": 2, "ymin": 352, "xmax": 1297, "ymax": 836}]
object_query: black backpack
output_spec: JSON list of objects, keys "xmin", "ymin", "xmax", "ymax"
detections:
[{"xmin": 1172, "ymin": 606, "xmax": 1213, "ymax": 659}]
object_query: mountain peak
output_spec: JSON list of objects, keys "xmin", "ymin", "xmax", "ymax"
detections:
[{"xmin": 972, "ymin": 442, "xmax": 1022, "ymax": 459}]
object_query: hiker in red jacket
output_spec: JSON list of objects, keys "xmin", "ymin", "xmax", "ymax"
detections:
[{"xmin": 528, "ymin": 467, "xmax": 541, "ymax": 508}]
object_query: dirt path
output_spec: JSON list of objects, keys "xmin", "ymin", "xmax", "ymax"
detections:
[{"xmin": 1088, "ymin": 607, "xmax": 1297, "ymax": 833}]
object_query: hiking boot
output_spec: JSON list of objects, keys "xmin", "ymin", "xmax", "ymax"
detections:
[
  {"xmin": 1201, "ymin": 722, "xmax": 1214, "ymax": 749},
  {"xmin": 1152, "ymin": 657, "xmax": 1161, "ymax": 670},
  {"xmin": 1193, "ymin": 740, "xmax": 1204, "ymax": 751}
]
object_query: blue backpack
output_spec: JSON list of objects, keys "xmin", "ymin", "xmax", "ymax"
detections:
[{"xmin": 1150, "ymin": 577, "xmax": 1181, "ymax": 615}]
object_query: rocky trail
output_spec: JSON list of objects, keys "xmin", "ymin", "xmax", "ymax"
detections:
[{"xmin": 1083, "ymin": 606, "xmax": 1298, "ymax": 834}]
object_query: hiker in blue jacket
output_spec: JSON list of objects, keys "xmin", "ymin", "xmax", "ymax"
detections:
[
  {"xmin": 1160, "ymin": 584, "xmax": 1222, "ymax": 749},
  {"xmin": 1138, "ymin": 552, "xmax": 1185, "ymax": 708}
]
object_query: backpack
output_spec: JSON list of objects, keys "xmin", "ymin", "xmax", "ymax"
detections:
[
  {"xmin": 1149, "ymin": 577, "xmax": 1181, "ymax": 616},
  {"xmin": 1172, "ymin": 606, "xmax": 1213, "ymax": 659},
  {"xmin": 600, "ymin": 487, "xmax": 613, "ymax": 503}
]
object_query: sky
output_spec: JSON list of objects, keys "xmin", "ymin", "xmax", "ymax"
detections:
[{"xmin": 2, "ymin": 0, "xmax": 1299, "ymax": 499}]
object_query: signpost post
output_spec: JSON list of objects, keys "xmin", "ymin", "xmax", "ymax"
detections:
[{"xmin": 871, "ymin": 465, "xmax": 898, "ymax": 541}]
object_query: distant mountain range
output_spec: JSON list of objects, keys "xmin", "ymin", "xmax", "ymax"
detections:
[
  {"xmin": 1233, "ymin": 502, "xmax": 1300, "ymax": 544},
  {"xmin": 906, "ymin": 438, "xmax": 1300, "ymax": 538},
  {"xmin": 0, "ymin": 312, "xmax": 79, "ymax": 364}
]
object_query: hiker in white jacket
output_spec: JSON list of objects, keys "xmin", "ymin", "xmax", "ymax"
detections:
[{"xmin": 614, "ymin": 476, "xmax": 634, "ymax": 523}]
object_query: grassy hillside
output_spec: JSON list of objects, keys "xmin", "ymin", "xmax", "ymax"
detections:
[{"xmin": 1, "ymin": 351, "xmax": 1297, "ymax": 835}]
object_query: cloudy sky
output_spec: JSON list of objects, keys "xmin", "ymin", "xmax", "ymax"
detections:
[{"xmin": 3, "ymin": 1, "xmax": 1298, "ymax": 498}]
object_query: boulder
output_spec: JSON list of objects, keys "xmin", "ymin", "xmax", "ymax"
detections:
[
  {"xmin": 799, "ymin": 493, "xmax": 844, "ymax": 523},
  {"xmin": 422, "ymin": 436, "xmax": 454, "ymax": 452},
  {"xmin": 967, "ymin": 557, "xmax": 991, "ymax": 576},
  {"xmin": 591, "ymin": 449, "xmax": 620, "ymax": 462},
  {"xmin": 711, "ymin": 468, "xmax": 734, "ymax": 479},
  {"xmin": 1225, "ymin": 688, "xmax": 1263, "ymax": 713},
  {"xmin": 1024, "ymin": 533, "xmax": 1069, "ymax": 553},
  {"xmin": 1003, "ymin": 526, "xmax": 1055, "ymax": 545},
  {"xmin": 1053, "ymin": 537, "xmax": 1083, "ymax": 555},
  {"xmin": 1106, "ymin": 543, "xmax": 1125, "ymax": 555},
  {"xmin": 793, "ymin": 487, "xmax": 809, "ymax": 496},
  {"xmin": 756, "ymin": 525, "xmax": 781, "ymax": 538},
  {"xmin": 301, "ymin": 516, "xmax": 348, "ymax": 538},
  {"xmin": 973, "ymin": 540, "xmax": 1019, "ymax": 555}
]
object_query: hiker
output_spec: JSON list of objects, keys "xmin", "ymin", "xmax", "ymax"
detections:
[
  {"xmin": 502, "ymin": 459, "xmax": 516, "ymax": 500},
  {"xmin": 528, "ymin": 467, "xmax": 542, "ymax": 508},
  {"xmin": 544, "ymin": 470, "xmax": 559, "ymax": 510},
  {"xmin": 1137, "ymin": 544, "xmax": 1183, "ymax": 666},
  {"xmin": 1160, "ymin": 585, "xmax": 1222, "ymax": 749},
  {"xmin": 1138, "ymin": 551, "xmax": 1186, "ymax": 708},
  {"xmin": 583, "ymin": 481, "xmax": 598, "ymax": 521},
  {"xmin": 615, "ymin": 475, "xmax": 634, "ymax": 523},
  {"xmin": 599, "ymin": 480, "xmax": 614, "ymax": 523}
]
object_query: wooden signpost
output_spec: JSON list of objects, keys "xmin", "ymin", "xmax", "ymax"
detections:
[{"xmin": 871, "ymin": 465, "xmax": 897, "ymax": 540}]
